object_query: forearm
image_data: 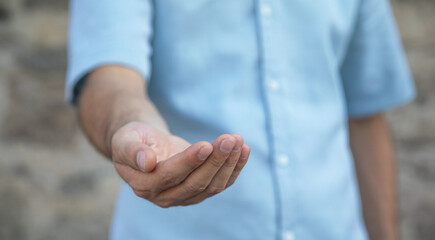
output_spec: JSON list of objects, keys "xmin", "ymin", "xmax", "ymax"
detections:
[
  {"xmin": 348, "ymin": 114, "xmax": 398, "ymax": 240},
  {"xmin": 75, "ymin": 65, "xmax": 250, "ymax": 208},
  {"xmin": 77, "ymin": 65, "xmax": 169, "ymax": 158}
]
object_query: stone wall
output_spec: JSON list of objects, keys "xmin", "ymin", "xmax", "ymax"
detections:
[
  {"xmin": 390, "ymin": 1, "xmax": 435, "ymax": 239},
  {"xmin": 0, "ymin": 0, "xmax": 433, "ymax": 239}
]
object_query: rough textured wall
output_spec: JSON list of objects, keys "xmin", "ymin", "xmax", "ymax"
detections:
[
  {"xmin": 390, "ymin": 1, "xmax": 435, "ymax": 239},
  {"xmin": 0, "ymin": 0, "xmax": 433, "ymax": 239},
  {"xmin": 0, "ymin": 1, "xmax": 117, "ymax": 240}
]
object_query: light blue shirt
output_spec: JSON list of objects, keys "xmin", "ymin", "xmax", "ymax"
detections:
[{"xmin": 67, "ymin": 1, "xmax": 415, "ymax": 239}]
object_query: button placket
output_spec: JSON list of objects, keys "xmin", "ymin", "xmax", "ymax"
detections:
[{"xmin": 258, "ymin": 0, "xmax": 296, "ymax": 237}]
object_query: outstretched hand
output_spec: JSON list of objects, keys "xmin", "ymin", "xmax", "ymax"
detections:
[{"xmin": 111, "ymin": 122, "xmax": 250, "ymax": 208}]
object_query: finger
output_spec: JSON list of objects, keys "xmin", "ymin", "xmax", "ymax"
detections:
[
  {"xmin": 112, "ymin": 142, "xmax": 157, "ymax": 191},
  {"xmin": 148, "ymin": 141, "xmax": 213, "ymax": 190},
  {"xmin": 136, "ymin": 147, "xmax": 159, "ymax": 172},
  {"xmin": 117, "ymin": 141, "xmax": 213, "ymax": 197},
  {"xmin": 154, "ymin": 134, "xmax": 236, "ymax": 204},
  {"xmin": 181, "ymin": 134, "xmax": 243, "ymax": 205},
  {"xmin": 225, "ymin": 144, "xmax": 250, "ymax": 188}
]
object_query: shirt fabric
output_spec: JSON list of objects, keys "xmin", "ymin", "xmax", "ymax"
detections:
[{"xmin": 67, "ymin": 1, "xmax": 415, "ymax": 240}]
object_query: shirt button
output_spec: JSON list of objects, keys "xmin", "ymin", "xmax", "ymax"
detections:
[
  {"xmin": 260, "ymin": 4, "xmax": 272, "ymax": 17},
  {"xmin": 267, "ymin": 79, "xmax": 280, "ymax": 91},
  {"xmin": 283, "ymin": 231, "xmax": 295, "ymax": 240},
  {"xmin": 277, "ymin": 154, "xmax": 289, "ymax": 167}
]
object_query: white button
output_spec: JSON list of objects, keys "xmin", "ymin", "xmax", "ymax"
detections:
[
  {"xmin": 267, "ymin": 79, "xmax": 280, "ymax": 91},
  {"xmin": 260, "ymin": 4, "xmax": 272, "ymax": 17},
  {"xmin": 283, "ymin": 231, "xmax": 295, "ymax": 240},
  {"xmin": 277, "ymin": 154, "xmax": 289, "ymax": 167}
]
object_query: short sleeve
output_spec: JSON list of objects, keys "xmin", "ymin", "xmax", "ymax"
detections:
[
  {"xmin": 65, "ymin": 0, "xmax": 153, "ymax": 104},
  {"xmin": 340, "ymin": 0, "xmax": 416, "ymax": 118}
]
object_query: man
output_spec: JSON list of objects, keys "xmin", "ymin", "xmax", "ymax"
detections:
[{"xmin": 67, "ymin": 1, "xmax": 415, "ymax": 240}]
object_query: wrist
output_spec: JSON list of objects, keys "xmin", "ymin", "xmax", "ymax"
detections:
[{"xmin": 77, "ymin": 65, "xmax": 169, "ymax": 158}]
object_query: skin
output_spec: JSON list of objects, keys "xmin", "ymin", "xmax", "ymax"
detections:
[
  {"xmin": 77, "ymin": 65, "xmax": 250, "ymax": 208},
  {"xmin": 77, "ymin": 65, "xmax": 398, "ymax": 237},
  {"xmin": 349, "ymin": 115, "xmax": 399, "ymax": 240}
]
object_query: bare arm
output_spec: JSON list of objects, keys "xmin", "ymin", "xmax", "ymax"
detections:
[
  {"xmin": 76, "ymin": 65, "xmax": 250, "ymax": 207},
  {"xmin": 77, "ymin": 65, "xmax": 169, "ymax": 158},
  {"xmin": 349, "ymin": 114, "xmax": 398, "ymax": 240}
]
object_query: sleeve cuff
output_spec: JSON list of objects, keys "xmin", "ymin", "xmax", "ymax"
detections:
[
  {"xmin": 346, "ymin": 83, "xmax": 417, "ymax": 118},
  {"xmin": 65, "ymin": 48, "xmax": 151, "ymax": 105}
]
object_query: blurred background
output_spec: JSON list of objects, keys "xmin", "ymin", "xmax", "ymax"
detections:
[{"xmin": 0, "ymin": 0, "xmax": 433, "ymax": 239}]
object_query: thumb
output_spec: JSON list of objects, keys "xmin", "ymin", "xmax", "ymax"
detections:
[
  {"xmin": 112, "ymin": 127, "xmax": 157, "ymax": 173},
  {"xmin": 134, "ymin": 145, "xmax": 157, "ymax": 173}
]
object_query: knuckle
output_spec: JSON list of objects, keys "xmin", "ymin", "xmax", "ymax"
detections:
[
  {"xmin": 130, "ymin": 184, "xmax": 158, "ymax": 199},
  {"xmin": 160, "ymin": 173, "xmax": 178, "ymax": 187},
  {"xmin": 206, "ymin": 186, "xmax": 225, "ymax": 195},
  {"xmin": 133, "ymin": 189, "xmax": 151, "ymax": 199},
  {"xmin": 223, "ymin": 158, "xmax": 238, "ymax": 168},
  {"xmin": 156, "ymin": 200, "xmax": 175, "ymax": 209},
  {"xmin": 187, "ymin": 155, "xmax": 205, "ymax": 168},
  {"xmin": 184, "ymin": 181, "xmax": 207, "ymax": 194},
  {"xmin": 129, "ymin": 179, "xmax": 150, "ymax": 192},
  {"xmin": 156, "ymin": 202, "xmax": 171, "ymax": 209},
  {"xmin": 208, "ymin": 157, "xmax": 224, "ymax": 168},
  {"xmin": 133, "ymin": 190, "xmax": 144, "ymax": 198}
]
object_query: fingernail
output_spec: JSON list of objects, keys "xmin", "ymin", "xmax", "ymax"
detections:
[
  {"xmin": 198, "ymin": 146, "xmax": 212, "ymax": 160},
  {"xmin": 232, "ymin": 140, "xmax": 242, "ymax": 152},
  {"xmin": 240, "ymin": 145, "xmax": 251, "ymax": 159},
  {"xmin": 220, "ymin": 139, "xmax": 235, "ymax": 153},
  {"xmin": 136, "ymin": 151, "xmax": 146, "ymax": 172}
]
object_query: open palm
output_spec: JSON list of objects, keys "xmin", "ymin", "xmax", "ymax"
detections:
[{"xmin": 110, "ymin": 121, "xmax": 251, "ymax": 207}]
